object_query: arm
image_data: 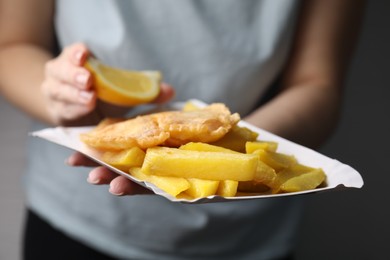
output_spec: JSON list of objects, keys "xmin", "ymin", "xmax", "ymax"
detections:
[
  {"xmin": 0, "ymin": 0, "xmax": 100, "ymax": 126},
  {"xmin": 0, "ymin": 0, "xmax": 171, "ymax": 195},
  {"xmin": 0, "ymin": 0, "xmax": 57, "ymax": 123},
  {"xmin": 245, "ymin": 0, "xmax": 366, "ymax": 149},
  {"xmin": 0, "ymin": 0, "xmax": 174, "ymax": 126}
]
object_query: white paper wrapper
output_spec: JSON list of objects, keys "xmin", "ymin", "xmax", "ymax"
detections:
[{"xmin": 31, "ymin": 99, "xmax": 363, "ymax": 203}]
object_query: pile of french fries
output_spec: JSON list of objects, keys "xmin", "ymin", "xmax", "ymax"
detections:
[{"xmin": 98, "ymin": 102, "xmax": 326, "ymax": 200}]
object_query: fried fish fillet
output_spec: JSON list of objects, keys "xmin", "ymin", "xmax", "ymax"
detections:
[
  {"xmin": 155, "ymin": 103, "xmax": 240, "ymax": 146},
  {"xmin": 80, "ymin": 103, "xmax": 240, "ymax": 150},
  {"xmin": 94, "ymin": 117, "xmax": 126, "ymax": 130},
  {"xmin": 80, "ymin": 115, "xmax": 170, "ymax": 150}
]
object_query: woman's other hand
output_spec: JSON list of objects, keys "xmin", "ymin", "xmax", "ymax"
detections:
[{"xmin": 67, "ymin": 152, "xmax": 152, "ymax": 196}]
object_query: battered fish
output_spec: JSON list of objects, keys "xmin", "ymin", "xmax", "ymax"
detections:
[
  {"xmin": 155, "ymin": 103, "xmax": 240, "ymax": 146},
  {"xmin": 80, "ymin": 115, "xmax": 170, "ymax": 150},
  {"xmin": 80, "ymin": 103, "xmax": 240, "ymax": 150}
]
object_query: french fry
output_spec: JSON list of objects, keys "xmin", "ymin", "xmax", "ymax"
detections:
[
  {"xmin": 238, "ymin": 181, "xmax": 270, "ymax": 193},
  {"xmin": 179, "ymin": 142, "xmax": 238, "ymax": 153},
  {"xmin": 101, "ymin": 147, "xmax": 145, "ymax": 171},
  {"xmin": 280, "ymin": 168, "xmax": 326, "ymax": 193},
  {"xmin": 142, "ymin": 147, "xmax": 258, "ymax": 181},
  {"xmin": 253, "ymin": 160, "xmax": 277, "ymax": 185},
  {"xmin": 129, "ymin": 167, "xmax": 190, "ymax": 197},
  {"xmin": 217, "ymin": 180, "xmax": 239, "ymax": 197},
  {"xmin": 245, "ymin": 141, "xmax": 278, "ymax": 153},
  {"xmin": 271, "ymin": 164, "xmax": 319, "ymax": 193},
  {"xmin": 176, "ymin": 192, "xmax": 194, "ymax": 200},
  {"xmin": 253, "ymin": 149, "xmax": 297, "ymax": 172},
  {"xmin": 185, "ymin": 178, "xmax": 220, "ymax": 198},
  {"xmin": 210, "ymin": 125, "xmax": 259, "ymax": 153},
  {"xmin": 237, "ymin": 161, "xmax": 276, "ymax": 194}
]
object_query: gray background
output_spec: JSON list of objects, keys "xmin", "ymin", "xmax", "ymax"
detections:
[
  {"xmin": 295, "ymin": 1, "xmax": 390, "ymax": 259},
  {"xmin": 0, "ymin": 1, "xmax": 388, "ymax": 259}
]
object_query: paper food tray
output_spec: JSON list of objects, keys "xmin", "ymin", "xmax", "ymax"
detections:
[{"xmin": 31, "ymin": 99, "xmax": 363, "ymax": 203}]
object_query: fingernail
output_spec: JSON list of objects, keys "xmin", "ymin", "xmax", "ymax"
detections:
[
  {"xmin": 109, "ymin": 187, "xmax": 124, "ymax": 196},
  {"xmin": 74, "ymin": 50, "xmax": 84, "ymax": 63},
  {"xmin": 75, "ymin": 73, "xmax": 88, "ymax": 85},
  {"xmin": 87, "ymin": 175, "xmax": 100, "ymax": 184},
  {"xmin": 79, "ymin": 91, "xmax": 93, "ymax": 102}
]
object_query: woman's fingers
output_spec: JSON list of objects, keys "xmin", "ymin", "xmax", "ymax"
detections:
[
  {"xmin": 66, "ymin": 152, "xmax": 99, "ymax": 167},
  {"xmin": 153, "ymin": 82, "xmax": 175, "ymax": 104},
  {"xmin": 87, "ymin": 166, "xmax": 118, "ymax": 184},
  {"xmin": 108, "ymin": 175, "xmax": 152, "ymax": 196},
  {"xmin": 44, "ymin": 42, "xmax": 92, "ymax": 97},
  {"xmin": 68, "ymin": 153, "xmax": 152, "ymax": 196},
  {"xmin": 41, "ymin": 42, "xmax": 98, "ymax": 124},
  {"xmin": 87, "ymin": 167, "xmax": 152, "ymax": 196},
  {"xmin": 45, "ymin": 55, "xmax": 92, "ymax": 90},
  {"xmin": 64, "ymin": 43, "xmax": 90, "ymax": 66},
  {"xmin": 43, "ymin": 80, "xmax": 96, "ymax": 105}
]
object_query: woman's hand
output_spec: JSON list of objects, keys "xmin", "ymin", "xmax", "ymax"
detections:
[
  {"xmin": 41, "ymin": 43, "xmax": 97, "ymax": 125},
  {"xmin": 67, "ymin": 152, "xmax": 152, "ymax": 196},
  {"xmin": 41, "ymin": 42, "xmax": 175, "ymax": 126}
]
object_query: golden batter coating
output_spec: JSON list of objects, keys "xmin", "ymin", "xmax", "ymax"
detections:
[
  {"xmin": 154, "ymin": 103, "xmax": 240, "ymax": 146},
  {"xmin": 80, "ymin": 115, "xmax": 170, "ymax": 150},
  {"xmin": 94, "ymin": 117, "xmax": 126, "ymax": 130},
  {"xmin": 80, "ymin": 103, "xmax": 240, "ymax": 150}
]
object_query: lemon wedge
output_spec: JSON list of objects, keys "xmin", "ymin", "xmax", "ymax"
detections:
[{"xmin": 85, "ymin": 57, "xmax": 161, "ymax": 106}]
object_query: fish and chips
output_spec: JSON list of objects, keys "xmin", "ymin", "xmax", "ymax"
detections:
[
  {"xmin": 80, "ymin": 103, "xmax": 239, "ymax": 150},
  {"xmin": 80, "ymin": 102, "xmax": 326, "ymax": 199}
]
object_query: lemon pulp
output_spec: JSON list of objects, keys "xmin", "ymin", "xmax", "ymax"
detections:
[{"xmin": 85, "ymin": 57, "xmax": 161, "ymax": 106}]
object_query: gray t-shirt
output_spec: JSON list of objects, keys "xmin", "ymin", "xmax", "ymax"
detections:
[{"xmin": 26, "ymin": 1, "xmax": 303, "ymax": 259}]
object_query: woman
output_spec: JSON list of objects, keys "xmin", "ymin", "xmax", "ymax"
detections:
[{"xmin": 0, "ymin": 0, "xmax": 365, "ymax": 259}]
